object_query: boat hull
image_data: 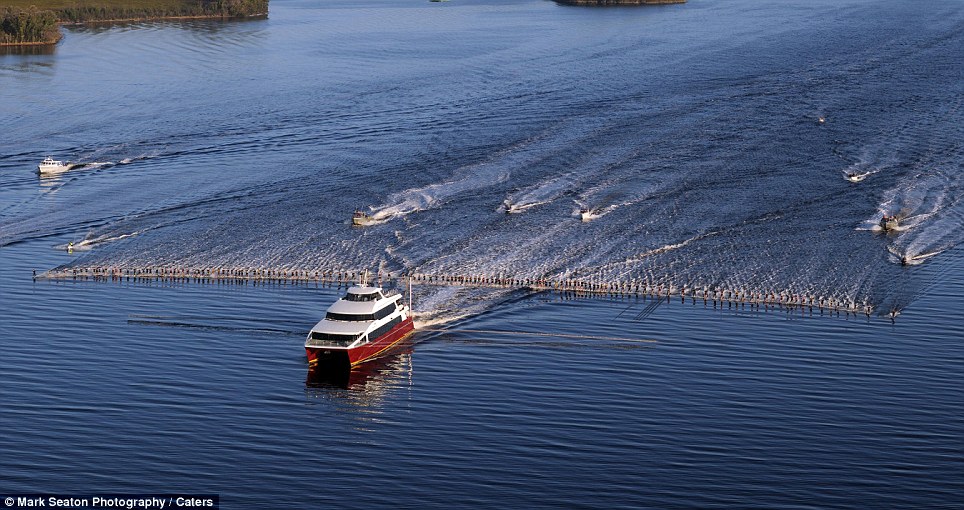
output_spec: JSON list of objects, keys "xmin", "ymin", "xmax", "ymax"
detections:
[
  {"xmin": 37, "ymin": 164, "xmax": 71, "ymax": 173},
  {"xmin": 306, "ymin": 316, "xmax": 415, "ymax": 368},
  {"xmin": 352, "ymin": 213, "xmax": 376, "ymax": 226}
]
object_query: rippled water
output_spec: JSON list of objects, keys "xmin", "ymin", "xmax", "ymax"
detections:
[{"xmin": 2, "ymin": 0, "xmax": 962, "ymax": 507}]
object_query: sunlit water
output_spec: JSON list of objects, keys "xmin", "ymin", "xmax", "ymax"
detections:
[{"xmin": 2, "ymin": 0, "xmax": 962, "ymax": 507}]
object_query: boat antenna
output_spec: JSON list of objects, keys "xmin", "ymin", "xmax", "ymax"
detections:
[
  {"xmin": 408, "ymin": 274, "xmax": 413, "ymax": 309},
  {"xmin": 361, "ymin": 269, "xmax": 369, "ymax": 286}
]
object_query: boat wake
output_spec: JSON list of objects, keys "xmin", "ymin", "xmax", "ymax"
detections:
[
  {"xmin": 30, "ymin": 12, "xmax": 964, "ymax": 322},
  {"xmin": 863, "ymin": 169, "xmax": 964, "ymax": 267},
  {"xmin": 57, "ymin": 230, "xmax": 143, "ymax": 252},
  {"xmin": 411, "ymin": 286, "xmax": 520, "ymax": 326},
  {"xmin": 865, "ymin": 171, "xmax": 956, "ymax": 231},
  {"xmin": 117, "ymin": 154, "xmax": 154, "ymax": 165},
  {"xmin": 635, "ymin": 231, "xmax": 723, "ymax": 259},
  {"xmin": 503, "ymin": 174, "xmax": 574, "ymax": 214},
  {"xmin": 367, "ymin": 118, "xmax": 633, "ymax": 224},
  {"xmin": 843, "ymin": 170, "xmax": 874, "ymax": 183},
  {"xmin": 591, "ymin": 228, "xmax": 725, "ymax": 273},
  {"xmin": 504, "ymin": 146, "xmax": 643, "ymax": 217},
  {"xmin": 363, "ymin": 133, "xmax": 569, "ymax": 223},
  {"xmin": 128, "ymin": 317, "xmax": 303, "ymax": 337},
  {"xmin": 413, "ymin": 314, "xmax": 472, "ymax": 330},
  {"xmin": 572, "ymin": 203, "xmax": 619, "ymax": 221},
  {"xmin": 368, "ymin": 168, "xmax": 511, "ymax": 224},
  {"xmin": 886, "ymin": 245, "xmax": 946, "ymax": 266},
  {"xmin": 77, "ymin": 161, "xmax": 115, "ymax": 169},
  {"xmin": 838, "ymin": 146, "xmax": 899, "ymax": 183},
  {"xmin": 572, "ymin": 187, "xmax": 639, "ymax": 221}
]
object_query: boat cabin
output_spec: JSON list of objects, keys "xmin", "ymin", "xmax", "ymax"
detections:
[
  {"xmin": 305, "ymin": 286, "xmax": 404, "ymax": 348},
  {"xmin": 880, "ymin": 215, "xmax": 899, "ymax": 231},
  {"xmin": 39, "ymin": 157, "xmax": 65, "ymax": 166}
]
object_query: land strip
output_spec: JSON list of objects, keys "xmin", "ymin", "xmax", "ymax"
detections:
[{"xmin": 2, "ymin": 0, "xmax": 267, "ymax": 45}]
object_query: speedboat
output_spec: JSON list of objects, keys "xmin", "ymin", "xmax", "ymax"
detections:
[
  {"xmin": 503, "ymin": 200, "xmax": 531, "ymax": 214},
  {"xmin": 37, "ymin": 157, "xmax": 72, "ymax": 173},
  {"xmin": 352, "ymin": 210, "xmax": 375, "ymax": 226},
  {"xmin": 579, "ymin": 208, "xmax": 598, "ymax": 222},
  {"xmin": 879, "ymin": 214, "xmax": 899, "ymax": 231},
  {"xmin": 845, "ymin": 171, "xmax": 870, "ymax": 183},
  {"xmin": 305, "ymin": 284, "xmax": 415, "ymax": 368}
]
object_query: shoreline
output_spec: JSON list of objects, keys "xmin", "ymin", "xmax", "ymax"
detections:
[
  {"xmin": 0, "ymin": 12, "xmax": 266, "ymax": 47},
  {"xmin": 0, "ymin": 35, "xmax": 61, "ymax": 47},
  {"xmin": 59, "ymin": 12, "xmax": 268, "ymax": 26},
  {"xmin": 2, "ymin": 0, "xmax": 269, "ymax": 47}
]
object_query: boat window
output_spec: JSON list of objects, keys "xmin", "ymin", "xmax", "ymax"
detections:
[
  {"xmin": 373, "ymin": 302, "xmax": 397, "ymax": 320},
  {"xmin": 368, "ymin": 316, "xmax": 402, "ymax": 340},
  {"xmin": 326, "ymin": 312, "xmax": 376, "ymax": 321},
  {"xmin": 308, "ymin": 332, "xmax": 359, "ymax": 347},
  {"xmin": 326, "ymin": 302, "xmax": 397, "ymax": 322},
  {"xmin": 344, "ymin": 293, "xmax": 377, "ymax": 302}
]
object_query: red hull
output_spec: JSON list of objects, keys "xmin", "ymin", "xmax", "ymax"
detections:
[{"xmin": 306, "ymin": 317, "xmax": 415, "ymax": 368}]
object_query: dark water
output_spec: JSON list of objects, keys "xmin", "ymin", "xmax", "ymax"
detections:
[{"xmin": 2, "ymin": 0, "xmax": 963, "ymax": 507}]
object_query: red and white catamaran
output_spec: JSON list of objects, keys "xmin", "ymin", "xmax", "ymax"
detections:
[{"xmin": 305, "ymin": 283, "xmax": 415, "ymax": 368}]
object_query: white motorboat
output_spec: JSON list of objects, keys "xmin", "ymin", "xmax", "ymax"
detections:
[
  {"xmin": 579, "ymin": 208, "xmax": 599, "ymax": 222},
  {"xmin": 879, "ymin": 214, "xmax": 899, "ymax": 232},
  {"xmin": 352, "ymin": 210, "xmax": 376, "ymax": 226},
  {"xmin": 305, "ymin": 284, "xmax": 415, "ymax": 367},
  {"xmin": 845, "ymin": 171, "xmax": 871, "ymax": 183},
  {"xmin": 37, "ymin": 157, "xmax": 72, "ymax": 173}
]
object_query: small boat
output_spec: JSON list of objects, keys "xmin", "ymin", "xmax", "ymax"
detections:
[
  {"xmin": 579, "ymin": 208, "xmax": 597, "ymax": 222},
  {"xmin": 37, "ymin": 157, "xmax": 72, "ymax": 173},
  {"xmin": 352, "ymin": 210, "xmax": 375, "ymax": 226},
  {"xmin": 845, "ymin": 171, "xmax": 870, "ymax": 183},
  {"xmin": 305, "ymin": 284, "xmax": 415, "ymax": 368},
  {"xmin": 817, "ymin": 116, "xmax": 826, "ymax": 124},
  {"xmin": 879, "ymin": 214, "xmax": 899, "ymax": 231},
  {"xmin": 503, "ymin": 199, "xmax": 534, "ymax": 214}
]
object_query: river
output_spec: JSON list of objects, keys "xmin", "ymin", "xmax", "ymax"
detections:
[{"xmin": 1, "ymin": 0, "xmax": 962, "ymax": 507}]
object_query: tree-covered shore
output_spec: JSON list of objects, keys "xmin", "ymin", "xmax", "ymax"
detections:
[
  {"xmin": 1, "ymin": 7, "xmax": 60, "ymax": 45},
  {"xmin": 1, "ymin": 0, "xmax": 268, "ymax": 46}
]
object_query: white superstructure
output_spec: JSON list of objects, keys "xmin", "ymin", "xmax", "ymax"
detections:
[
  {"xmin": 306, "ymin": 285, "xmax": 411, "ymax": 350},
  {"xmin": 37, "ymin": 157, "xmax": 71, "ymax": 173}
]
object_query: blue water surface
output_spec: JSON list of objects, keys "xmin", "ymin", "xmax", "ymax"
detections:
[{"xmin": 1, "ymin": 0, "xmax": 962, "ymax": 507}]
